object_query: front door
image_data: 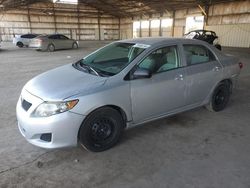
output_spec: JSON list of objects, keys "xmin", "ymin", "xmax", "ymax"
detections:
[{"xmin": 130, "ymin": 45, "xmax": 187, "ymax": 123}]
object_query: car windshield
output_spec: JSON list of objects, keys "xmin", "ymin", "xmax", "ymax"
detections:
[{"xmin": 74, "ymin": 42, "xmax": 148, "ymax": 76}]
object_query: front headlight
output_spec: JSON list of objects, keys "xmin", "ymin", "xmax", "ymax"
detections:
[{"xmin": 32, "ymin": 100, "xmax": 78, "ymax": 117}]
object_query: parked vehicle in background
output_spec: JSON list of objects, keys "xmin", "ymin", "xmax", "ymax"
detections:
[
  {"xmin": 29, "ymin": 34, "xmax": 78, "ymax": 52},
  {"xmin": 184, "ymin": 30, "xmax": 222, "ymax": 50},
  {"xmin": 13, "ymin": 34, "xmax": 39, "ymax": 48},
  {"xmin": 16, "ymin": 38, "xmax": 242, "ymax": 152}
]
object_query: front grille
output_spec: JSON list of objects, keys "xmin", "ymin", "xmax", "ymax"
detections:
[{"xmin": 21, "ymin": 99, "xmax": 32, "ymax": 111}]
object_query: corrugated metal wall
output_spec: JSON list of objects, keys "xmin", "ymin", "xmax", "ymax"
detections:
[
  {"xmin": 206, "ymin": 24, "xmax": 250, "ymax": 48},
  {"xmin": 0, "ymin": 2, "xmax": 120, "ymax": 41},
  {"xmin": 0, "ymin": 1, "xmax": 250, "ymax": 46},
  {"xmin": 206, "ymin": 0, "xmax": 250, "ymax": 48}
]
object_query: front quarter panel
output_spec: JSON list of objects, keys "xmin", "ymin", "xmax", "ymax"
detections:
[{"xmin": 69, "ymin": 77, "xmax": 132, "ymax": 122}]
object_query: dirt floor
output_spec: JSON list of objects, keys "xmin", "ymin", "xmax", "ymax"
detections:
[{"xmin": 0, "ymin": 41, "xmax": 249, "ymax": 188}]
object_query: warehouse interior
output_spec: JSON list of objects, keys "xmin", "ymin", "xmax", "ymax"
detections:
[
  {"xmin": 0, "ymin": 0, "xmax": 250, "ymax": 47},
  {"xmin": 0, "ymin": 0, "xmax": 250, "ymax": 187}
]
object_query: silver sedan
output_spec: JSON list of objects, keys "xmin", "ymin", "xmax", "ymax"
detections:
[
  {"xmin": 29, "ymin": 34, "xmax": 78, "ymax": 51},
  {"xmin": 16, "ymin": 38, "xmax": 242, "ymax": 152}
]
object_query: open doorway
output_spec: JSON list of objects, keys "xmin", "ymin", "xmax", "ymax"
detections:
[{"xmin": 185, "ymin": 16, "xmax": 204, "ymax": 34}]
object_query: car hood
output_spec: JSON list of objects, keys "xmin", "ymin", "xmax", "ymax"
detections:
[{"xmin": 24, "ymin": 64, "xmax": 107, "ymax": 101}]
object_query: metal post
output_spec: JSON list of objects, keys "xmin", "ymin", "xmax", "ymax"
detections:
[
  {"xmin": 149, "ymin": 17, "xmax": 151, "ymax": 37},
  {"xmin": 118, "ymin": 17, "xmax": 121, "ymax": 40},
  {"xmin": 139, "ymin": 20, "xmax": 142, "ymax": 37},
  {"xmin": 172, "ymin": 10, "xmax": 175, "ymax": 37},
  {"xmin": 159, "ymin": 18, "xmax": 162, "ymax": 36},
  {"xmin": 27, "ymin": 5, "xmax": 32, "ymax": 33},
  {"xmin": 53, "ymin": 3, "xmax": 57, "ymax": 33},
  {"xmin": 77, "ymin": 1, "xmax": 81, "ymax": 40},
  {"xmin": 98, "ymin": 11, "xmax": 101, "ymax": 40}
]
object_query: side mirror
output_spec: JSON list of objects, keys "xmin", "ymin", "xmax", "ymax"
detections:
[{"xmin": 132, "ymin": 67, "xmax": 152, "ymax": 79}]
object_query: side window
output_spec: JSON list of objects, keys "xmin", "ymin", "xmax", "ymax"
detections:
[
  {"xmin": 183, "ymin": 45, "xmax": 216, "ymax": 65},
  {"xmin": 138, "ymin": 46, "xmax": 179, "ymax": 74},
  {"xmin": 29, "ymin": 34, "xmax": 37, "ymax": 39},
  {"xmin": 59, "ymin": 35, "xmax": 69, "ymax": 40},
  {"xmin": 49, "ymin": 35, "xmax": 58, "ymax": 39},
  {"xmin": 21, "ymin": 34, "xmax": 28, "ymax": 38}
]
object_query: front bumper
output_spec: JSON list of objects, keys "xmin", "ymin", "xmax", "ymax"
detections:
[{"xmin": 16, "ymin": 90, "xmax": 85, "ymax": 149}]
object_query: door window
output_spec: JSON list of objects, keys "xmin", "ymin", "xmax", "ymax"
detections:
[
  {"xmin": 183, "ymin": 45, "xmax": 216, "ymax": 65},
  {"xmin": 48, "ymin": 35, "xmax": 59, "ymax": 39},
  {"xmin": 59, "ymin": 35, "xmax": 69, "ymax": 40},
  {"xmin": 138, "ymin": 46, "xmax": 179, "ymax": 74}
]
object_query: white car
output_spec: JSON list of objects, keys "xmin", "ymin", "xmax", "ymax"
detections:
[{"xmin": 13, "ymin": 34, "xmax": 39, "ymax": 48}]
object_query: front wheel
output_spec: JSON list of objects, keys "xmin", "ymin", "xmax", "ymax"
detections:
[
  {"xmin": 79, "ymin": 107, "xmax": 124, "ymax": 152},
  {"xmin": 206, "ymin": 83, "xmax": 230, "ymax": 112}
]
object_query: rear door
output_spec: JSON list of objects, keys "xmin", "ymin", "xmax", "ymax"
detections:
[
  {"xmin": 58, "ymin": 35, "xmax": 72, "ymax": 49},
  {"xmin": 183, "ymin": 44, "xmax": 222, "ymax": 105},
  {"xmin": 130, "ymin": 45, "xmax": 187, "ymax": 123},
  {"xmin": 48, "ymin": 34, "xmax": 60, "ymax": 49}
]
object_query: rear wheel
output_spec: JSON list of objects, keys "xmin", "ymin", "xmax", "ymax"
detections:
[
  {"xmin": 17, "ymin": 42, "xmax": 24, "ymax": 48},
  {"xmin": 79, "ymin": 107, "xmax": 124, "ymax": 152},
  {"xmin": 47, "ymin": 44, "xmax": 55, "ymax": 52},
  {"xmin": 206, "ymin": 82, "xmax": 230, "ymax": 112},
  {"xmin": 72, "ymin": 42, "xmax": 78, "ymax": 49}
]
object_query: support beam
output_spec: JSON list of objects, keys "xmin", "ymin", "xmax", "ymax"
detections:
[
  {"xmin": 77, "ymin": 2, "xmax": 81, "ymax": 40},
  {"xmin": 118, "ymin": 17, "xmax": 121, "ymax": 40},
  {"xmin": 159, "ymin": 18, "xmax": 162, "ymax": 36},
  {"xmin": 172, "ymin": 10, "xmax": 175, "ymax": 37},
  {"xmin": 139, "ymin": 20, "xmax": 142, "ymax": 37},
  {"xmin": 27, "ymin": 5, "xmax": 32, "ymax": 33},
  {"xmin": 204, "ymin": 4, "xmax": 209, "ymax": 27},
  {"xmin": 149, "ymin": 19, "xmax": 151, "ymax": 37},
  {"xmin": 149, "ymin": 14, "xmax": 152, "ymax": 37},
  {"xmin": 52, "ymin": 3, "xmax": 57, "ymax": 33},
  {"xmin": 98, "ymin": 11, "xmax": 101, "ymax": 40}
]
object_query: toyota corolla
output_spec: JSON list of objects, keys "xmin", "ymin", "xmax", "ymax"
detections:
[{"xmin": 16, "ymin": 38, "xmax": 242, "ymax": 152}]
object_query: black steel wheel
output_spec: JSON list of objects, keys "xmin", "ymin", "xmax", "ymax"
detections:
[
  {"xmin": 79, "ymin": 107, "xmax": 124, "ymax": 152},
  {"xmin": 207, "ymin": 83, "xmax": 230, "ymax": 112}
]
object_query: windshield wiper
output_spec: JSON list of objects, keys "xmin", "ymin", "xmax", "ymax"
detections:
[{"xmin": 79, "ymin": 62, "xmax": 100, "ymax": 76}]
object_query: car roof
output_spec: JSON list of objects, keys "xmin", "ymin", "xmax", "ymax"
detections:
[
  {"xmin": 186, "ymin": 30, "xmax": 216, "ymax": 34},
  {"xmin": 119, "ymin": 37, "xmax": 201, "ymax": 46}
]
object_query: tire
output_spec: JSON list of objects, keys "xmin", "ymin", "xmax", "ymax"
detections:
[
  {"xmin": 214, "ymin": 44, "xmax": 222, "ymax": 51},
  {"xmin": 47, "ymin": 44, "xmax": 55, "ymax": 52},
  {"xmin": 17, "ymin": 42, "xmax": 24, "ymax": 48},
  {"xmin": 72, "ymin": 42, "xmax": 78, "ymax": 49},
  {"xmin": 206, "ymin": 83, "xmax": 230, "ymax": 112},
  {"xmin": 79, "ymin": 107, "xmax": 124, "ymax": 152}
]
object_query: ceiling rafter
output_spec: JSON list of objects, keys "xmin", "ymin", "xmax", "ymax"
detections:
[{"xmin": 0, "ymin": 0, "xmax": 243, "ymax": 17}]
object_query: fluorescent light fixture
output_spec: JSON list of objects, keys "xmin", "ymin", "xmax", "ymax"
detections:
[{"xmin": 53, "ymin": 0, "xmax": 78, "ymax": 4}]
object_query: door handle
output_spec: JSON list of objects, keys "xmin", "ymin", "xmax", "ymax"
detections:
[
  {"xmin": 213, "ymin": 66, "xmax": 221, "ymax": 72},
  {"xmin": 175, "ymin": 74, "xmax": 184, "ymax": 81}
]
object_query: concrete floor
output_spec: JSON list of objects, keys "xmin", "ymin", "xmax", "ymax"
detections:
[{"xmin": 0, "ymin": 42, "xmax": 250, "ymax": 188}]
